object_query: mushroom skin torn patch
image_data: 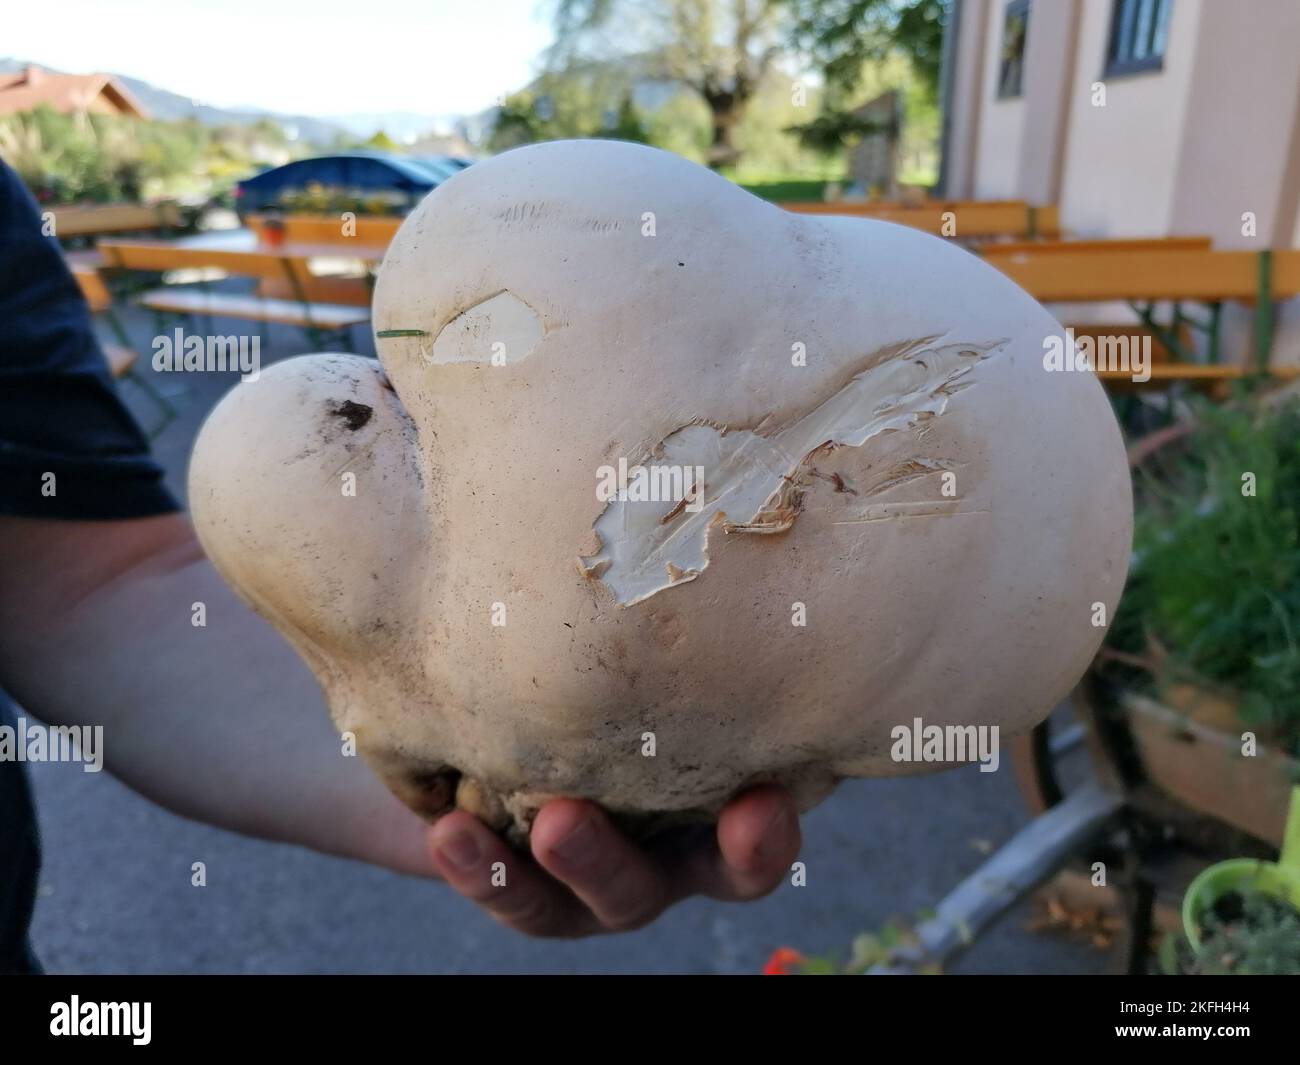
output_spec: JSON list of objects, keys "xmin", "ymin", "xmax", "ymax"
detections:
[{"xmin": 582, "ymin": 338, "xmax": 1007, "ymax": 606}]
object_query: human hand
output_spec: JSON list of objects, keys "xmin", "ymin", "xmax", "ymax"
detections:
[
  {"xmin": 427, "ymin": 785, "xmax": 801, "ymax": 937},
  {"xmin": 0, "ymin": 510, "xmax": 799, "ymax": 940}
]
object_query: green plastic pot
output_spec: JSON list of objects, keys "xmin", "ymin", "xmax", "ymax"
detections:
[{"xmin": 1183, "ymin": 786, "xmax": 1300, "ymax": 951}]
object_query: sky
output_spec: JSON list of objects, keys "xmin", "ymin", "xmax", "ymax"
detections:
[{"xmin": 6, "ymin": 0, "xmax": 557, "ymax": 117}]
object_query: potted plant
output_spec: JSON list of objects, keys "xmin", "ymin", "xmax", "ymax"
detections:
[
  {"xmin": 1159, "ymin": 787, "xmax": 1300, "ymax": 974},
  {"xmin": 1103, "ymin": 396, "xmax": 1300, "ymax": 846}
]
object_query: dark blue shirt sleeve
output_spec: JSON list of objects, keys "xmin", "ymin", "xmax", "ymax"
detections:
[{"xmin": 0, "ymin": 160, "xmax": 178, "ymax": 519}]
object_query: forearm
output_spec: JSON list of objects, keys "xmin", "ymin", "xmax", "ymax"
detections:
[{"xmin": 0, "ymin": 513, "xmax": 436, "ymax": 877}]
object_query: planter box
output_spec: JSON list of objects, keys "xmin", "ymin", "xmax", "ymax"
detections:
[
  {"xmin": 1124, "ymin": 691, "xmax": 1299, "ymax": 847},
  {"xmin": 245, "ymin": 212, "xmax": 401, "ymax": 247}
]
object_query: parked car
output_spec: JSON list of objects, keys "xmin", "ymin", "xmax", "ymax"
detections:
[{"xmin": 234, "ymin": 151, "xmax": 472, "ymax": 214}]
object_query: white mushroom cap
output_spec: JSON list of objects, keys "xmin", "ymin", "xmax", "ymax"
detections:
[{"xmin": 190, "ymin": 140, "xmax": 1132, "ymax": 835}]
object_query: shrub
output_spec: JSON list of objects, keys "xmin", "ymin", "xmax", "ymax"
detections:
[{"xmin": 1109, "ymin": 397, "xmax": 1300, "ymax": 754}]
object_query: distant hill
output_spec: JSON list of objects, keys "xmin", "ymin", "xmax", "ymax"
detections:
[
  {"xmin": 117, "ymin": 75, "xmax": 350, "ymax": 145},
  {"xmin": 0, "ymin": 58, "xmax": 363, "ymax": 146}
]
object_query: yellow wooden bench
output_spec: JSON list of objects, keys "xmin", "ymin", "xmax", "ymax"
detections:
[
  {"xmin": 1083, "ymin": 325, "xmax": 1244, "ymax": 396},
  {"xmin": 987, "ymin": 247, "xmax": 1299, "ymax": 303},
  {"xmin": 98, "ymin": 240, "xmax": 370, "ymax": 349},
  {"xmin": 1067, "ymin": 323, "xmax": 1194, "ymax": 366},
  {"xmin": 981, "ymin": 238, "xmax": 1221, "ymax": 389},
  {"xmin": 71, "ymin": 262, "xmax": 176, "ymax": 432},
  {"xmin": 240, "ymin": 225, "xmax": 387, "ymax": 307},
  {"xmin": 785, "ymin": 196, "xmax": 1026, "ymax": 214},
  {"xmin": 980, "ymin": 235, "xmax": 1213, "ymax": 257},
  {"xmin": 135, "ymin": 288, "xmax": 371, "ymax": 331},
  {"xmin": 781, "ymin": 199, "xmax": 1060, "ymax": 240},
  {"xmin": 54, "ymin": 202, "xmax": 183, "ymax": 239},
  {"xmin": 72, "ymin": 265, "xmax": 139, "ymax": 378},
  {"xmin": 988, "ymin": 246, "xmax": 1300, "ymax": 386}
]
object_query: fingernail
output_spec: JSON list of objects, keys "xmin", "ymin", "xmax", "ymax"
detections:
[
  {"xmin": 437, "ymin": 830, "xmax": 480, "ymax": 871},
  {"xmin": 551, "ymin": 813, "xmax": 599, "ymax": 869}
]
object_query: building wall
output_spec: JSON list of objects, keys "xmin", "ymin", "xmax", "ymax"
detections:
[
  {"xmin": 943, "ymin": 0, "xmax": 988, "ymax": 199},
  {"xmin": 1016, "ymin": 0, "xmax": 1080, "ymax": 206},
  {"xmin": 956, "ymin": 0, "xmax": 1300, "ymax": 243},
  {"xmin": 958, "ymin": 0, "xmax": 1300, "ymax": 245},
  {"xmin": 1167, "ymin": 0, "xmax": 1300, "ymax": 248},
  {"xmin": 969, "ymin": 0, "xmax": 1083, "ymax": 204},
  {"xmin": 86, "ymin": 95, "xmax": 125, "ymax": 117},
  {"xmin": 971, "ymin": 0, "xmax": 1026, "ymax": 199},
  {"xmin": 1055, "ymin": 0, "xmax": 1203, "ymax": 237},
  {"xmin": 950, "ymin": 0, "xmax": 1300, "ymax": 364}
]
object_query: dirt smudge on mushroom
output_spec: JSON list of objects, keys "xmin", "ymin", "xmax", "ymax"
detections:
[{"xmin": 329, "ymin": 400, "xmax": 374, "ymax": 432}]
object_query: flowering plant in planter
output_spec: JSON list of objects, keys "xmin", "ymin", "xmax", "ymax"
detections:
[
  {"xmin": 1108, "ymin": 395, "xmax": 1300, "ymax": 974},
  {"xmin": 1161, "ymin": 890, "xmax": 1300, "ymax": 975},
  {"xmin": 1105, "ymin": 396, "xmax": 1300, "ymax": 755},
  {"xmin": 762, "ymin": 915, "xmax": 941, "ymax": 975}
]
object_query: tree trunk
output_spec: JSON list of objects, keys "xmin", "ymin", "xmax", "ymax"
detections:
[{"xmin": 703, "ymin": 90, "xmax": 744, "ymax": 170}]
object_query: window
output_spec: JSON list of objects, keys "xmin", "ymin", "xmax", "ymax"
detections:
[
  {"xmin": 1105, "ymin": 0, "xmax": 1173, "ymax": 77},
  {"xmin": 997, "ymin": 0, "xmax": 1031, "ymax": 100}
]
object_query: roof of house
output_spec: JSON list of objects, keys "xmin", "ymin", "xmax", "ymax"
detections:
[{"xmin": 0, "ymin": 65, "xmax": 150, "ymax": 119}]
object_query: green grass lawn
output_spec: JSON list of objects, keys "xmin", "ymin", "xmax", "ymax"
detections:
[{"xmin": 736, "ymin": 179, "xmax": 829, "ymax": 203}]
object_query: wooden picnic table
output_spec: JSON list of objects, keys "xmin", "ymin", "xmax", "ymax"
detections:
[
  {"xmin": 98, "ymin": 229, "xmax": 388, "ymax": 270},
  {"xmin": 91, "ymin": 229, "xmax": 378, "ymax": 343},
  {"xmin": 97, "ymin": 230, "xmax": 387, "ymax": 310},
  {"xmin": 54, "ymin": 201, "xmax": 183, "ymax": 239},
  {"xmin": 782, "ymin": 199, "xmax": 1060, "ymax": 240}
]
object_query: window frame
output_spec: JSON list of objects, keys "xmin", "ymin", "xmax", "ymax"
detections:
[
  {"xmin": 1103, "ymin": 0, "xmax": 1172, "ymax": 80},
  {"xmin": 995, "ymin": 0, "xmax": 1032, "ymax": 101}
]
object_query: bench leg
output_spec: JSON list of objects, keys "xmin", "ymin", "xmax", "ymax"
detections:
[
  {"xmin": 1255, "ymin": 249, "xmax": 1275, "ymax": 372},
  {"xmin": 1113, "ymin": 838, "xmax": 1157, "ymax": 975}
]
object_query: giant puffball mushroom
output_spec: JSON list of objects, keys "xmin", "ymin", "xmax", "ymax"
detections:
[{"xmin": 189, "ymin": 140, "xmax": 1132, "ymax": 840}]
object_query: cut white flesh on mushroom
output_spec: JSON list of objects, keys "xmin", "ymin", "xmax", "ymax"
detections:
[{"xmin": 581, "ymin": 337, "xmax": 1007, "ymax": 606}]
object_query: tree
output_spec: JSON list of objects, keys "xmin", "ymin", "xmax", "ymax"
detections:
[
  {"xmin": 364, "ymin": 129, "xmax": 401, "ymax": 152},
  {"xmin": 551, "ymin": 0, "xmax": 787, "ymax": 169},
  {"xmin": 786, "ymin": 0, "xmax": 947, "ymax": 98},
  {"xmin": 487, "ymin": 60, "xmax": 652, "ymax": 153},
  {"xmin": 0, "ymin": 106, "xmax": 208, "ymax": 203},
  {"xmin": 783, "ymin": 1, "xmax": 946, "ymax": 183},
  {"xmin": 600, "ymin": 94, "xmax": 651, "ymax": 143}
]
